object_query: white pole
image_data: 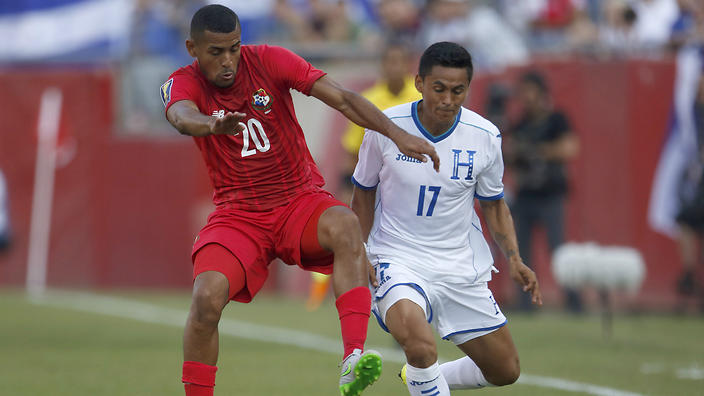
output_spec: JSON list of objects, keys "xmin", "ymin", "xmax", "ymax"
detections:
[{"xmin": 26, "ymin": 88, "xmax": 63, "ymax": 297}]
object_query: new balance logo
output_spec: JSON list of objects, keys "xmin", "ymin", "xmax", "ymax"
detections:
[{"xmin": 212, "ymin": 110, "xmax": 225, "ymax": 118}]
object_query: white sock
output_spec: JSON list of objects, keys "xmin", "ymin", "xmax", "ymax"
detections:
[
  {"xmin": 405, "ymin": 362, "xmax": 450, "ymax": 396},
  {"xmin": 439, "ymin": 356, "xmax": 493, "ymax": 389}
]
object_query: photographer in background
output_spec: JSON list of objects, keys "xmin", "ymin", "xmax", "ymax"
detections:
[{"xmin": 505, "ymin": 71, "xmax": 580, "ymax": 313}]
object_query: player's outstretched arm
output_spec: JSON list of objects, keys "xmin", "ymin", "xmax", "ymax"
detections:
[
  {"xmin": 479, "ymin": 199, "xmax": 543, "ymax": 306},
  {"xmin": 166, "ymin": 100, "xmax": 246, "ymax": 137},
  {"xmin": 309, "ymin": 76, "xmax": 440, "ymax": 172}
]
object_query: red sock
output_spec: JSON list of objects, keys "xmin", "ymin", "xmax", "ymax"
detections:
[
  {"xmin": 335, "ymin": 286, "xmax": 371, "ymax": 358},
  {"xmin": 182, "ymin": 361, "xmax": 217, "ymax": 396}
]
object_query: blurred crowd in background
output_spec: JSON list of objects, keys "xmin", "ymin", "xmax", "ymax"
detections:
[
  {"xmin": 112, "ymin": 0, "xmax": 704, "ymax": 129},
  {"xmin": 129, "ymin": 0, "xmax": 703, "ymax": 67}
]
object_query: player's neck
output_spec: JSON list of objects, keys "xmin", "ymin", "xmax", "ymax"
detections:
[
  {"xmin": 386, "ymin": 79, "xmax": 405, "ymax": 97},
  {"xmin": 417, "ymin": 101, "xmax": 455, "ymax": 137}
]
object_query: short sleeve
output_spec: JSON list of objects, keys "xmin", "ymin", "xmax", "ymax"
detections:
[
  {"xmin": 262, "ymin": 45, "xmax": 326, "ymax": 95},
  {"xmin": 475, "ymin": 134, "xmax": 505, "ymax": 200},
  {"xmin": 351, "ymin": 130, "xmax": 384, "ymax": 190},
  {"xmin": 548, "ymin": 111, "xmax": 571, "ymax": 140},
  {"xmin": 162, "ymin": 70, "xmax": 202, "ymax": 115}
]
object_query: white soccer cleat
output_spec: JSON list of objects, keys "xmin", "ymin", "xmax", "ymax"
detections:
[{"xmin": 339, "ymin": 349, "xmax": 383, "ymax": 396}]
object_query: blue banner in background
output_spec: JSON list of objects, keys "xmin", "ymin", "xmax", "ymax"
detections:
[{"xmin": 0, "ymin": 0, "xmax": 134, "ymax": 63}]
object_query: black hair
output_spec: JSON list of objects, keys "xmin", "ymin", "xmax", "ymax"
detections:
[
  {"xmin": 519, "ymin": 71, "xmax": 549, "ymax": 95},
  {"xmin": 418, "ymin": 42, "xmax": 473, "ymax": 83},
  {"xmin": 190, "ymin": 4, "xmax": 240, "ymax": 40}
]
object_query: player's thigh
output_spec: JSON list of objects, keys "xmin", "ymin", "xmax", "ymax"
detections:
[
  {"xmin": 376, "ymin": 282, "xmax": 435, "ymax": 348},
  {"xmin": 275, "ymin": 190, "xmax": 344, "ymax": 266},
  {"xmin": 193, "ymin": 243, "xmax": 246, "ymax": 303},
  {"xmin": 194, "ymin": 209, "xmax": 276, "ymax": 303},
  {"xmin": 456, "ymin": 325, "xmax": 520, "ymax": 377}
]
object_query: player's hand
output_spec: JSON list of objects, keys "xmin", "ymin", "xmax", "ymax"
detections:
[
  {"xmin": 368, "ymin": 260, "xmax": 378, "ymax": 288},
  {"xmin": 509, "ymin": 260, "xmax": 542, "ymax": 306},
  {"xmin": 391, "ymin": 129, "xmax": 441, "ymax": 172},
  {"xmin": 209, "ymin": 112, "xmax": 246, "ymax": 135}
]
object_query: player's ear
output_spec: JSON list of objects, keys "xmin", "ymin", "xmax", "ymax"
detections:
[
  {"xmin": 186, "ymin": 39, "xmax": 197, "ymax": 58},
  {"xmin": 415, "ymin": 75, "xmax": 423, "ymax": 93}
]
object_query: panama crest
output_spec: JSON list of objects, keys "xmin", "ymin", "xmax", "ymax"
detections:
[
  {"xmin": 160, "ymin": 78, "xmax": 173, "ymax": 107},
  {"xmin": 251, "ymin": 88, "xmax": 272, "ymax": 111}
]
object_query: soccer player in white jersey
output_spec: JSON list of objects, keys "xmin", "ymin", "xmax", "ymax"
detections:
[{"xmin": 350, "ymin": 42, "xmax": 543, "ymax": 396}]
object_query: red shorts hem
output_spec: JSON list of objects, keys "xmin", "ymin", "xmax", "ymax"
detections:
[{"xmin": 191, "ymin": 189, "xmax": 344, "ymax": 302}]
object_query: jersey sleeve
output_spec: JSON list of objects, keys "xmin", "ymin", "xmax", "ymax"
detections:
[
  {"xmin": 351, "ymin": 130, "xmax": 384, "ymax": 190},
  {"xmin": 475, "ymin": 133, "xmax": 505, "ymax": 200},
  {"xmin": 161, "ymin": 70, "xmax": 202, "ymax": 115},
  {"xmin": 263, "ymin": 45, "xmax": 326, "ymax": 95},
  {"xmin": 547, "ymin": 111, "xmax": 572, "ymax": 140}
]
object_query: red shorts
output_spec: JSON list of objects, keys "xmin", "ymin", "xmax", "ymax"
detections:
[{"xmin": 191, "ymin": 188, "xmax": 343, "ymax": 303}]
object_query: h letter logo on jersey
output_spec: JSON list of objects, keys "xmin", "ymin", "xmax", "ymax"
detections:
[
  {"xmin": 160, "ymin": 78, "xmax": 173, "ymax": 107},
  {"xmin": 251, "ymin": 88, "xmax": 272, "ymax": 112},
  {"xmin": 450, "ymin": 149, "xmax": 476, "ymax": 181}
]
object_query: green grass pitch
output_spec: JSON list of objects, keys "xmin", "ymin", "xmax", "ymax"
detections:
[{"xmin": 0, "ymin": 289, "xmax": 702, "ymax": 395}]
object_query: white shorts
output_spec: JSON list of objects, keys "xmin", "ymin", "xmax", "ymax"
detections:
[{"xmin": 371, "ymin": 261, "xmax": 507, "ymax": 345}]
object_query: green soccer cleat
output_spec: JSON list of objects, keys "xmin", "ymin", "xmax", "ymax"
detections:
[{"xmin": 339, "ymin": 349, "xmax": 383, "ymax": 396}]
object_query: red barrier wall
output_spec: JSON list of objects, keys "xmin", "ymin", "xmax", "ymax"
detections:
[
  {"xmin": 0, "ymin": 68, "xmax": 209, "ymax": 289},
  {"xmin": 0, "ymin": 59, "xmax": 682, "ymax": 308}
]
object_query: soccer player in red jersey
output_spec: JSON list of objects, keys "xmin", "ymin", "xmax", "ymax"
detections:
[{"xmin": 161, "ymin": 5, "xmax": 440, "ymax": 396}]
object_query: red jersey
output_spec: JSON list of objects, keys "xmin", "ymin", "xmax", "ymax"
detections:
[{"xmin": 162, "ymin": 45, "xmax": 327, "ymax": 211}]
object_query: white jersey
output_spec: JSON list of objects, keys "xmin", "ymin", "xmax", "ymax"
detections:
[{"xmin": 353, "ymin": 101, "xmax": 504, "ymax": 284}]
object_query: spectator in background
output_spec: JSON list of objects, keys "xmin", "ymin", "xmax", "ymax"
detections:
[
  {"xmin": 0, "ymin": 169, "xmax": 11, "ymax": 253},
  {"xmin": 419, "ymin": 0, "xmax": 529, "ymax": 71},
  {"xmin": 599, "ymin": 0, "xmax": 640, "ymax": 54},
  {"xmin": 273, "ymin": 0, "xmax": 358, "ymax": 44},
  {"xmin": 124, "ymin": 0, "xmax": 203, "ymax": 131},
  {"xmin": 530, "ymin": 0, "xmax": 579, "ymax": 52},
  {"xmin": 565, "ymin": 5, "xmax": 600, "ymax": 53},
  {"xmin": 505, "ymin": 71, "xmax": 580, "ymax": 312},
  {"xmin": 306, "ymin": 42, "xmax": 421, "ymax": 311},
  {"xmin": 499, "ymin": 0, "xmax": 581, "ymax": 53},
  {"xmin": 630, "ymin": 0, "xmax": 680, "ymax": 52},
  {"xmin": 131, "ymin": 0, "xmax": 199, "ymax": 64},
  {"xmin": 669, "ymin": 0, "xmax": 704, "ymax": 51},
  {"xmin": 375, "ymin": 0, "xmax": 422, "ymax": 43}
]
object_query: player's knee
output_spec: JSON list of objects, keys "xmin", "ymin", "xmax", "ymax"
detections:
[
  {"xmin": 191, "ymin": 286, "xmax": 226, "ymax": 326},
  {"xmin": 487, "ymin": 356, "xmax": 520, "ymax": 386},
  {"xmin": 402, "ymin": 338, "xmax": 438, "ymax": 368},
  {"xmin": 323, "ymin": 209, "xmax": 362, "ymax": 249}
]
